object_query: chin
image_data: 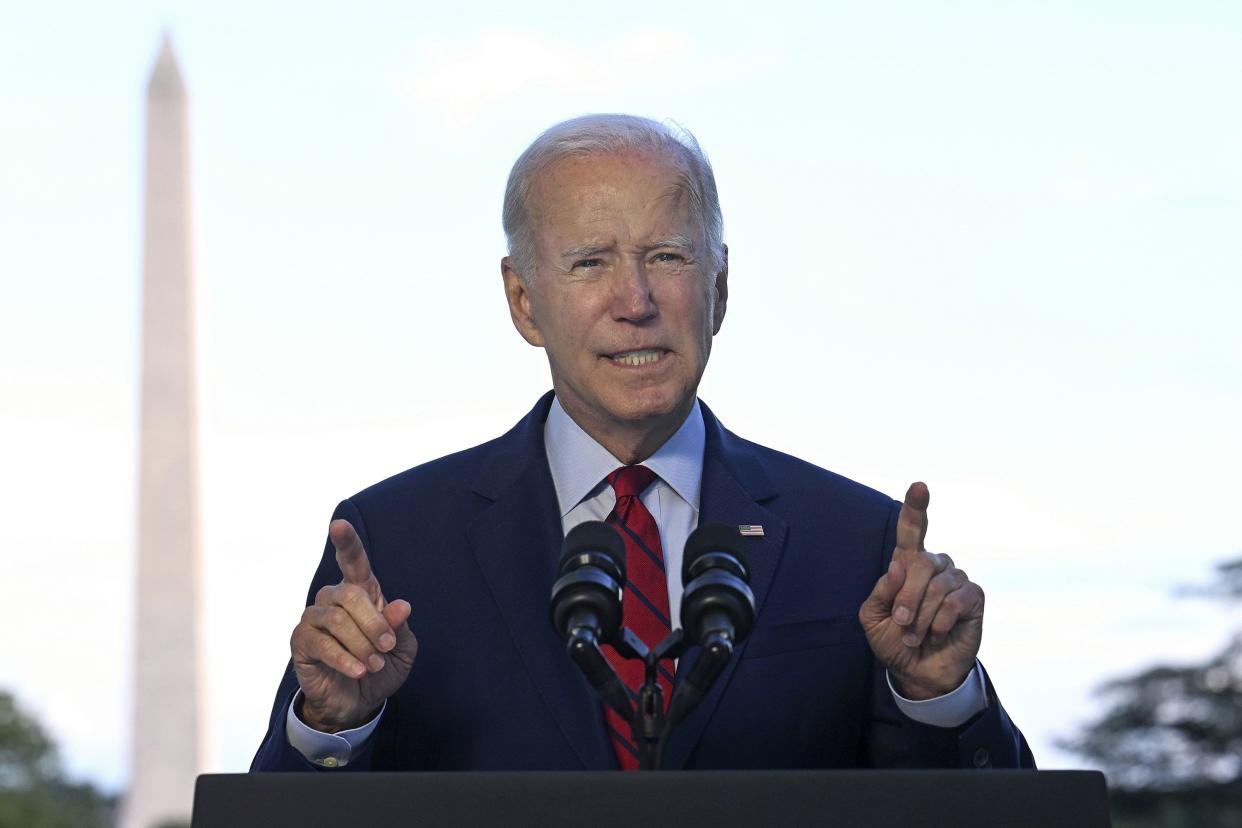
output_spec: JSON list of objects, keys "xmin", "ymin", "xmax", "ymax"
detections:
[{"xmin": 609, "ymin": 388, "xmax": 694, "ymax": 424}]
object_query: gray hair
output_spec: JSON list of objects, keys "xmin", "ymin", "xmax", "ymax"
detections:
[{"xmin": 502, "ymin": 114, "xmax": 725, "ymax": 284}]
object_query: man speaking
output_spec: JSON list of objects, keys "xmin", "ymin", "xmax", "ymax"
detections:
[{"xmin": 251, "ymin": 114, "xmax": 1033, "ymax": 772}]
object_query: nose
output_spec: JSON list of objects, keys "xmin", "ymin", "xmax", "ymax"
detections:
[{"xmin": 610, "ymin": 256, "xmax": 657, "ymax": 323}]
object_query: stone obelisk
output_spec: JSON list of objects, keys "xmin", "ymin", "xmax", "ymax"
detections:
[{"xmin": 122, "ymin": 34, "xmax": 203, "ymax": 828}]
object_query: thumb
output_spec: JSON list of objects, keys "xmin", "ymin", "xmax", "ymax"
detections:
[
  {"xmin": 859, "ymin": 559, "xmax": 905, "ymax": 627},
  {"xmin": 382, "ymin": 599, "xmax": 418, "ymax": 657}
]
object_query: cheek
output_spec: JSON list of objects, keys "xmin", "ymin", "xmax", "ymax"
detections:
[{"xmin": 541, "ymin": 303, "xmax": 595, "ymax": 355}]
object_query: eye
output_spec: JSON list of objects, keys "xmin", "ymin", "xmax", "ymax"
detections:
[
  {"xmin": 652, "ymin": 252, "xmax": 684, "ymax": 264},
  {"xmin": 573, "ymin": 258, "xmax": 603, "ymax": 270}
]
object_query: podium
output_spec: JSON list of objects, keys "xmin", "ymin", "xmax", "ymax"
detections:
[{"xmin": 193, "ymin": 770, "xmax": 1110, "ymax": 827}]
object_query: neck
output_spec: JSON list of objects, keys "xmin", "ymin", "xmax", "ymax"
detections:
[{"xmin": 557, "ymin": 397, "xmax": 694, "ymax": 466}]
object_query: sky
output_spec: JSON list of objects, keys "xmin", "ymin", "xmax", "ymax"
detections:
[{"xmin": 1, "ymin": 0, "xmax": 1240, "ymax": 793}]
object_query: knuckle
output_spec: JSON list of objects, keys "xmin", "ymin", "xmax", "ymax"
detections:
[
  {"xmin": 941, "ymin": 592, "xmax": 965, "ymax": 615},
  {"xmin": 290, "ymin": 623, "xmax": 308, "ymax": 651},
  {"xmin": 315, "ymin": 584, "xmax": 335, "ymax": 605},
  {"xmin": 306, "ymin": 631, "xmax": 333, "ymax": 661},
  {"xmin": 324, "ymin": 606, "xmax": 349, "ymax": 628}
]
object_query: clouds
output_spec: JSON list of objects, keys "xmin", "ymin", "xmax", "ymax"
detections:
[{"xmin": 398, "ymin": 27, "xmax": 783, "ymax": 127}]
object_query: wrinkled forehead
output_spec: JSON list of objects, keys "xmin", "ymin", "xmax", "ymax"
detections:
[{"xmin": 526, "ymin": 148, "xmax": 699, "ymax": 232}]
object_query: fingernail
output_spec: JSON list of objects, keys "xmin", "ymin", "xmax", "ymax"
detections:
[
  {"xmin": 379, "ymin": 633, "xmax": 396, "ymax": 651},
  {"xmin": 893, "ymin": 607, "xmax": 912, "ymax": 625},
  {"xmin": 903, "ymin": 633, "xmax": 920, "ymax": 647},
  {"xmin": 368, "ymin": 654, "xmax": 386, "ymax": 672}
]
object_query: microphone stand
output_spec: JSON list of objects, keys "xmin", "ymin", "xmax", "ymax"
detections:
[
  {"xmin": 556, "ymin": 523, "xmax": 754, "ymax": 770},
  {"xmin": 610, "ymin": 628, "xmax": 712, "ymax": 770}
]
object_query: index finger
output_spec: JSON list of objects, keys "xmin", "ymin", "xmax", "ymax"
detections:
[
  {"xmin": 330, "ymin": 519, "xmax": 375, "ymax": 587},
  {"xmin": 894, "ymin": 481, "xmax": 930, "ymax": 556}
]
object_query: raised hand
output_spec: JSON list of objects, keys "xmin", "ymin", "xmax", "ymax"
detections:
[
  {"xmin": 858, "ymin": 482, "xmax": 984, "ymax": 700},
  {"xmin": 289, "ymin": 519, "xmax": 419, "ymax": 732}
]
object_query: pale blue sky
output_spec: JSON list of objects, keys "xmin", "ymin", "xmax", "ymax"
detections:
[{"xmin": 2, "ymin": 1, "xmax": 1240, "ymax": 791}]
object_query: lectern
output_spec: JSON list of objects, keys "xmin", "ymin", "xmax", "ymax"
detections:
[{"xmin": 194, "ymin": 770, "xmax": 1110, "ymax": 827}]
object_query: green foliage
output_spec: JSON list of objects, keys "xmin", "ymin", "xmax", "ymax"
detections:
[
  {"xmin": 1107, "ymin": 778, "xmax": 1242, "ymax": 828},
  {"xmin": 1063, "ymin": 557, "xmax": 1242, "ymax": 827},
  {"xmin": 1068, "ymin": 636, "xmax": 1242, "ymax": 791},
  {"xmin": 0, "ymin": 690, "xmax": 113, "ymax": 828}
]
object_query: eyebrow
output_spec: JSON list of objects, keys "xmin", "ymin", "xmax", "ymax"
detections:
[
  {"xmin": 560, "ymin": 236, "xmax": 696, "ymax": 260},
  {"xmin": 561, "ymin": 244, "xmax": 614, "ymax": 260},
  {"xmin": 647, "ymin": 234, "xmax": 695, "ymax": 252}
]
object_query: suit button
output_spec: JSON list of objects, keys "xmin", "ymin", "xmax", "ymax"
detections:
[{"xmin": 972, "ymin": 748, "xmax": 991, "ymax": 768}]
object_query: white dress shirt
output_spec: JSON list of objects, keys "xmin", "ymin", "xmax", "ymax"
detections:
[{"xmin": 286, "ymin": 397, "xmax": 985, "ymax": 765}]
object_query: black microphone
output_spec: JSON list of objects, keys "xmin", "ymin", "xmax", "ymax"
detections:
[
  {"xmin": 680, "ymin": 522, "xmax": 756, "ymax": 648},
  {"xmin": 667, "ymin": 523, "xmax": 756, "ymax": 726},
  {"xmin": 548, "ymin": 521, "xmax": 632, "ymax": 720}
]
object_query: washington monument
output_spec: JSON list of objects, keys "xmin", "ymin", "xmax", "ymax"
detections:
[{"xmin": 122, "ymin": 34, "xmax": 203, "ymax": 828}]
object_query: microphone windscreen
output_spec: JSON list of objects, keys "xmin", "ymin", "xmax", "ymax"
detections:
[
  {"xmin": 682, "ymin": 523, "xmax": 749, "ymax": 583},
  {"xmin": 559, "ymin": 520, "xmax": 626, "ymax": 580}
]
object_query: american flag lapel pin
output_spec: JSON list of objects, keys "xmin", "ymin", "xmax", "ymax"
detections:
[{"xmin": 738, "ymin": 525, "xmax": 764, "ymax": 537}]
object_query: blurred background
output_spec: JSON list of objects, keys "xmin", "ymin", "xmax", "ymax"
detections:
[{"xmin": 1, "ymin": 1, "xmax": 1239, "ymax": 825}]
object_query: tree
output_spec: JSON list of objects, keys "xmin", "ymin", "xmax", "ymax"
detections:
[
  {"xmin": 1063, "ymin": 558, "xmax": 1242, "ymax": 828},
  {"xmin": 0, "ymin": 689, "xmax": 113, "ymax": 828}
]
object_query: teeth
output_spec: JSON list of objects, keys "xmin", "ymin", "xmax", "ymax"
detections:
[{"xmin": 612, "ymin": 349, "xmax": 663, "ymax": 366}]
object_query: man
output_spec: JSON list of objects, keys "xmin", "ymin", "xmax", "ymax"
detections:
[{"xmin": 252, "ymin": 114, "xmax": 1033, "ymax": 772}]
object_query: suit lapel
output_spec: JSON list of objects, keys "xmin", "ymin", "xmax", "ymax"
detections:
[
  {"xmin": 662, "ymin": 402, "xmax": 788, "ymax": 769},
  {"xmin": 465, "ymin": 393, "xmax": 615, "ymax": 769}
]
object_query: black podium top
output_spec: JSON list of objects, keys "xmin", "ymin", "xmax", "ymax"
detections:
[{"xmin": 194, "ymin": 770, "xmax": 1110, "ymax": 828}]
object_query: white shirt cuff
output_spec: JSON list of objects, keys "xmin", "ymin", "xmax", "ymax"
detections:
[
  {"xmin": 284, "ymin": 689, "xmax": 385, "ymax": 768},
  {"xmin": 888, "ymin": 663, "xmax": 986, "ymax": 728}
]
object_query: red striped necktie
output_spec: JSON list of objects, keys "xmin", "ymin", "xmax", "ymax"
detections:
[{"xmin": 601, "ymin": 464, "xmax": 674, "ymax": 771}]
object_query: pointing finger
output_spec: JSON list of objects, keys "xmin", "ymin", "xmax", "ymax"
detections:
[
  {"xmin": 894, "ymin": 481, "xmax": 930, "ymax": 559},
  {"xmin": 330, "ymin": 519, "xmax": 376, "ymax": 590}
]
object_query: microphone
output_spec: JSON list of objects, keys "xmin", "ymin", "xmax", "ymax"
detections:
[
  {"xmin": 548, "ymin": 521, "xmax": 632, "ymax": 720},
  {"xmin": 667, "ymin": 523, "xmax": 756, "ymax": 726},
  {"xmin": 680, "ymin": 523, "xmax": 756, "ymax": 648}
]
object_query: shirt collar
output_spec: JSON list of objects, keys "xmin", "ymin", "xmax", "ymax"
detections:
[{"xmin": 544, "ymin": 396, "xmax": 705, "ymax": 517}]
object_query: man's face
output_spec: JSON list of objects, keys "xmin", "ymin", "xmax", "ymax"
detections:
[{"xmin": 503, "ymin": 150, "xmax": 727, "ymax": 454}]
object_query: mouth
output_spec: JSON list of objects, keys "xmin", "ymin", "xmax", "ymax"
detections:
[{"xmin": 606, "ymin": 348, "xmax": 668, "ymax": 367}]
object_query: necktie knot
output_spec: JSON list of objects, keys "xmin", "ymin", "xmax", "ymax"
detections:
[{"xmin": 606, "ymin": 464, "xmax": 657, "ymax": 500}]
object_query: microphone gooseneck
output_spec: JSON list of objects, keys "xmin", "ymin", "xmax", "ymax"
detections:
[
  {"xmin": 549, "ymin": 520, "xmax": 757, "ymax": 766},
  {"xmin": 548, "ymin": 521, "xmax": 632, "ymax": 720},
  {"xmin": 668, "ymin": 523, "xmax": 756, "ymax": 728}
]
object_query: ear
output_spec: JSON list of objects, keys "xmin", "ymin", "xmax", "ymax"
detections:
[
  {"xmin": 711, "ymin": 244, "xmax": 729, "ymax": 334},
  {"xmin": 502, "ymin": 257, "xmax": 545, "ymax": 347}
]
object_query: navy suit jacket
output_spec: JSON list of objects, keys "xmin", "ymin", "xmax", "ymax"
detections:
[{"xmin": 252, "ymin": 393, "xmax": 1033, "ymax": 771}]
